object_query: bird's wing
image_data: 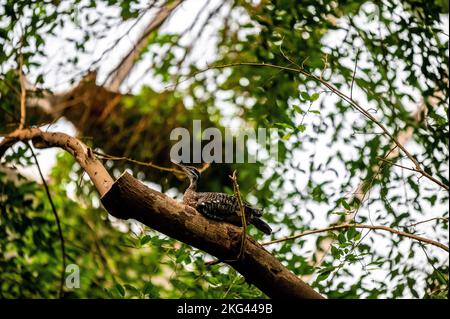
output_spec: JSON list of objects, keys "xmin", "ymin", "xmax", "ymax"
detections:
[{"xmin": 195, "ymin": 192, "xmax": 241, "ymax": 222}]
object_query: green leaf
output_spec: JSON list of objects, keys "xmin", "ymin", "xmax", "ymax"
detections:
[
  {"xmin": 300, "ymin": 91, "xmax": 310, "ymax": 100},
  {"xmin": 293, "ymin": 105, "xmax": 304, "ymax": 114},
  {"xmin": 143, "ymin": 282, "xmax": 153, "ymax": 295},
  {"xmin": 316, "ymin": 266, "xmax": 335, "ymax": 282},
  {"xmin": 275, "ymin": 122, "xmax": 294, "ymax": 129},
  {"xmin": 338, "ymin": 232, "xmax": 346, "ymax": 245},
  {"xmin": 298, "ymin": 124, "xmax": 306, "ymax": 132},
  {"xmin": 346, "ymin": 227, "xmax": 358, "ymax": 240},
  {"xmin": 331, "ymin": 245, "xmax": 341, "ymax": 258},
  {"xmin": 140, "ymin": 235, "xmax": 152, "ymax": 246},
  {"xmin": 115, "ymin": 284, "xmax": 125, "ymax": 297},
  {"xmin": 341, "ymin": 199, "xmax": 351, "ymax": 210},
  {"xmin": 310, "ymin": 92, "xmax": 320, "ymax": 101},
  {"xmin": 124, "ymin": 284, "xmax": 138, "ymax": 293}
]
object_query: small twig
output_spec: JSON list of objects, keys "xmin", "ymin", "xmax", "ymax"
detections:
[
  {"xmin": 260, "ymin": 223, "xmax": 449, "ymax": 252},
  {"xmin": 90, "ymin": 8, "xmax": 148, "ymax": 71},
  {"xmin": 350, "ymin": 49, "xmax": 360, "ymax": 100},
  {"xmin": 376, "ymin": 156, "xmax": 421, "ymax": 173},
  {"xmin": 28, "ymin": 143, "xmax": 66, "ymax": 298},
  {"xmin": 221, "ymin": 275, "xmax": 240, "ymax": 298},
  {"xmin": 94, "ymin": 150, "xmax": 181, "ymax": 173},
  {"xmin": 93, "ymin": 150, "xmax": 210, "ymax": 175},
  {"xmin": 320, "ymin": 54, "xmax": 329, "ymax": 80},
  {"xmin": 170, "ymin": 61, "xmax": 448, "ymax": 191},
  {"xmin": 18, "ymin": 52, "xmax": 26, "ymax": 129},
  {"xmin": 406, "ymin": 217, "xmax": 449, "ymax": 228},
  {"xmin": 206, "ymin": 171, "xmax": 248, "ymax": 266},
  {"xmin": 420, "ymin": 244, "xmax": 447, "ymax": 284},
  {"xmin": 301, "ymin": 56, "xmax": 309, "ymax": 69},
  {"xmin": 229, "ymin": 170, "xmax": 247, "ymax": 260},
  {"xmin": 279, "ymin": 40, "xmax": 301, "ymax": 69}
]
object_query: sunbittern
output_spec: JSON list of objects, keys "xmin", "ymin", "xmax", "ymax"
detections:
[{"xmin": 174, "ymin": 162, "xmax": 272, "ymax": 235}]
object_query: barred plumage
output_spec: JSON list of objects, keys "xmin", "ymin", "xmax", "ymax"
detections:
[{"xmin": 175, "ymin": 162, "xmax": 272, "ymax": 235}]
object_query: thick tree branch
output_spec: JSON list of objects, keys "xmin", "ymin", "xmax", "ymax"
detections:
[
  {"xmin": 1, "ymin": 129, "xmax": 323, "ymax": 299},
  {"xmin": 104, "ymin": 0, "xmax": 183, "ymax": 91},
  {"xmin": 1, "ymin": 128, "xmax": 113, "ymax": 196},
  {"xmin": 101, "ymin": 172, "xmax": 323, "ymax": 299}
]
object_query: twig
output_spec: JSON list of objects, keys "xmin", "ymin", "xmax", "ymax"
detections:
[
  {"xmin": 205, "ymin": 171, "xmax": 249, "ymax": 267},
  {"xmin": 93, "ymin": 150, "xmax": 210, "ymax": 174},
  {"xmin": 420, "ymin": 244, "xmax": 447, "ymax": 285},
  {"xmin": 18, "ymin": 52, "xmax": 26, "ymax": 129},
  {"xmin": 406, "ymin": 217, "xmax": 449, "ymax": 228},
  {"xmin": 28, "ymin": 143, "xmax": 66, "ymax": 298},
  {"xmin": 261, "ymin": 223, "xmax": 449, "ymax": 252},
  {"xmin": 171, "ymin": 62, "xmax": 448, "ymax": 191},
  {"xmin": 376, "ymin": 156, "xmax": 421, "ymax": 173},
  {"xmin": 320, "ymin": 54, "xmax": 329, "ymax": 80},
  {"xmin": 104, "ymin": 0, "xmax": 183, "ymax": 91},
  {"xmin": 350, "ymin": 49, "xmax": 360, "ymax": 100},
  {"xmin": 230, "ymin": 170, "xmax": 247, "ymax": 260},
  {"xmin": 89, "ymin": 8, "xmax": 148, "ymax": 71},
  {"xmin": 279, "ymin": 40, "xmax": 301, "ymax": 69}
]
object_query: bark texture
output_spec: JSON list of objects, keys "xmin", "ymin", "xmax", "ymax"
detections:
[{"xmin": 101, "ymin": 172, "xmax": 324, "ymax": 299}]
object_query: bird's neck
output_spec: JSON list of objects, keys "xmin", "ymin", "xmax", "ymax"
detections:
[
  {"xmin": 183, "ymin": 180, "xmax": 198, "ymax": 206},
  {"xmin": 187, "ymin": 179, "xmax": 197, "ymax": 192}
]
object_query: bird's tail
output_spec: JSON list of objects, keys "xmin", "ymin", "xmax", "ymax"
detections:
[
  {"xmin": 245, "ymin": 206, "xmax": 262, "ymax": 218},
  {"xmin": 251, "ymin": 217, "xmax": 272, "ymax": 235}
]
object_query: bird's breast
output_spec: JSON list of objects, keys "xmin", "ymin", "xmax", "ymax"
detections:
[{"xmin": 183, "ymin": 189, "xmax": 198, "ymax": 208}]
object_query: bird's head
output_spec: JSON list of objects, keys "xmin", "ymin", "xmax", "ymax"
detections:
[{"xmin": 172, "ymin": 161, "xmax": 200, "ymax": 184}]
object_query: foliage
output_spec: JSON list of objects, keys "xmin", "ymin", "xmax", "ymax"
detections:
[{"xmin": 0, "ymin": 0, "xmax": 448, "ymax": 298}]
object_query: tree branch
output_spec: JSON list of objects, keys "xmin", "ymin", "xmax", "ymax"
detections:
[
  {"xmin": 101, "ymin": 171, "xmax": 323, "ymax": 299},
  {"xmin": 405, "ymin": 217, "xmax": 449, "ymax": 228},
  {"xmin": 176, "ymin": 62, "xmax": 448, "ymax": 191},
  {"xmin": 1, "ymin": 128, "xmax": 323, "ymax": 299},
  {"xmin": 104, "ymin": 0, "xmax": 183, "ymax": 91},
  {"xmin": 1, "ymin": 128, "xmax": 113, "ymax": 196},
  {"xmin": 261, "ymin": 223, "xmax": 449, "ymax": 252}
]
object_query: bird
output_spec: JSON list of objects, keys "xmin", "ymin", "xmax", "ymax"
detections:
[{"xmin": 174, "ymin": 162, "xmax": 272, "ymax": 235}]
